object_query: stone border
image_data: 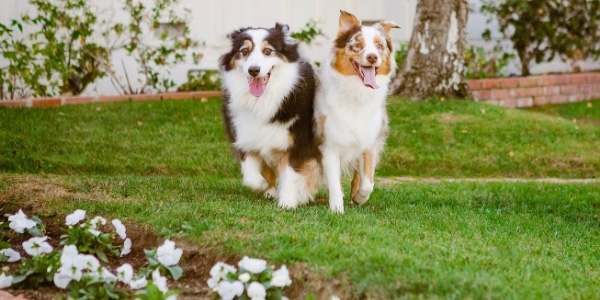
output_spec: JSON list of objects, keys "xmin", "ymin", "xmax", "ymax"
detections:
[
  {"xmin": 0, "ymin": 91, "xmax": 223, "ymax": 108},
  {"xmin": 466, "ymin": 72, "xmax": 600, "ymax": 108}
]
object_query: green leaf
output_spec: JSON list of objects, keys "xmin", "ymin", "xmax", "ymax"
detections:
[
  {"xmin": 27, "ymin": 226, "xmax": 43, "ymax": 237},
  {"xmin": 96, "ymin": 250, "xmax": 109, "ymax": 263},
  {"xmin": 166, "ymin": 265, "xmax": 183, "ymax": 280}
]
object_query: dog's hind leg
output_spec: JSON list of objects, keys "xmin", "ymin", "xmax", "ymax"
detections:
[
  {"xmin": 351, "ymin": 149, "xmax": 376, "ymax": 205},
  {"xmin": 241, "ymin": 153, "xmax": 269, "ymax": 192}
]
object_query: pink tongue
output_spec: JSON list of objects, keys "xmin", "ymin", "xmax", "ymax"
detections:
[
  {"xmin": 248, "ymin": 77, "xmax": 267, "ymax": 97},
  {"xmin": 361, "ymin": 66, "xmax": 379, "ymax": 89}
]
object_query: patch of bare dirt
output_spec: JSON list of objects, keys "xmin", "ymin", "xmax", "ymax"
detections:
[{"xmin": 0, "ymin": 175, "xmax": 353, "ymax": 300}]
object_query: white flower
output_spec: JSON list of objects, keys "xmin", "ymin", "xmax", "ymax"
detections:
[
  {"xmin": 330, "ymin": 297, "xmax": 341, "ymax": 300},
  {"xmin": 238, "ymin": 256, "xmax": 267, "ymax": 274},
  {"xmin": 0, "ymin": 273, "xmax": 13, "ymax": 289},
  {"xmin": 120, "ymin": 238, "xmax": 132, "ymax": 257},
  {"xmin": 282, "ymin": 297, "xmax": 289, "ymax": 300},
  {"xmin": 238, "ymin": 272, "xmax": 250, "ymax": 283},
  {"xmin": 166, "ymin": 295, "xmax": 177, "ymax": 300},
  {"xmin": 88, "ymin": 228, "xmax": 102, "ymax": 236},
  {"xmin": 80, "ymin": 254, "xmax": 100, "ymax": 271},
  {"xmin": 247, "ymin": 282, "xmax": 266, "ymax": 300},
  {"xmin": 90, "ymin": 216, "xmax": 107, "ymax": 228},
  {"xmin": 152, "ymin": 268, "xmax": 168, "ymax": 293},
  {"xmin": 129, "ymin": 277, "xmax": 148, "ymax": 289},
  {"xmin": 270, "ymin": 265, "xmax": 292, "ymax": 287},
  {"xmin": 111, "ymin": 219, "xmax": 127, "ymax": 240},
  {"xmin": 116, "ymin": 263, "xmax": 133, "ymax": 284},
  {"xmin": 66, "ymin": 209, "xmax": 86, "ymax": 226},
  {"xmin": 54, "ymin": 265, "xmax": 83, "ymax": 289},
  {"xmin": 207, "ymin": 277, "xmax": 220, "ymax": 289},
  {"xmin": 157, "ymin": 239, "xmax": 183, "ymax": 267},
  {"xmin": 8, "ymin": 209, "xmax": 36, "ymax": 233},
  {"xmin": 217, "ymin": 280, "xmax": 244, "ymax": 300},
  {"xmin": 23, "ymin": 236, "xmax": 53, "ymax": 256},
  {"xmin": 0, "ymin": 248, "xmax": 21, "ymax": 262},
  {"xmin": 60, "ymin": 245, "xmax": 88, "ymax": 273},
  {"xmin": 210, "ymin": 262, "xmax": 237, "ymax": 280},
  {"xmin": 99, "ymin": 267, "xmax": 117, "ymax": 282}
]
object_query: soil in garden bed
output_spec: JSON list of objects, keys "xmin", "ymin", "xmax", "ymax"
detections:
[{"xmin": 0, "ymin": 175, "xmax": 351, "ymax": 300}]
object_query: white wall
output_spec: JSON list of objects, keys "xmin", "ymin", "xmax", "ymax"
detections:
[{"xmin": 2, "ymin": 0, "xmax": 598, "ymax": 96}]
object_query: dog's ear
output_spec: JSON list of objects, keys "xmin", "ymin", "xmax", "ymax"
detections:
[
  {"xmin": 375, "ymin": 21, "xmax": 401, "ymax": 34},
  {"xmin": 339, "ymin": 10, "xmax": 361, "ymax": 32},
  {"xmin": 275, "ymin": 23, "xmax": 291, "ymax": 36},
  {"xmin": 229, "ymin": 27, "xmax": 249, "ymax": 41}
]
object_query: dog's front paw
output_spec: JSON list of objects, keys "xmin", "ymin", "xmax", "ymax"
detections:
[
  {"xmin": 351, "ymin": 190, "xmax": 371, "ymax": 205},
  {"xmin": 329, "ymin": 196, "xmax": 345, "ymax": 214},
  {"xmin": 278, "ymin": 198, "xmax": 298, "ymax": 210},
  {"xmin": 264, "ymin": 188, "xmax": 278, "ymax": 200},
  {"xmin": 242, "ymin": 175, "xmax": 269, "ymax": 192}
]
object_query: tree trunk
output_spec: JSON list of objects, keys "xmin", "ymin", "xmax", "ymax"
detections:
[{"xmin": 390, "ymin": 0, "xmax": 471, "ymax": 100}]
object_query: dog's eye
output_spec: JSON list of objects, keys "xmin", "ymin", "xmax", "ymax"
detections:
[
  {"xmin": 377, "ymin": 44, "xmax": 384, "ymax": 51},
  {"xmin": 263, "ymin": 48, "xmax": 273, "ymax": 56},
  {"xmin": 240, "ymin": 48, "xmax": 250, "ymax": 56}
]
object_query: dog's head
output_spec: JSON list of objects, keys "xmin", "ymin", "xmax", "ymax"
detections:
[
  {"xmin": 332, "ymin": 10, "xmax": 400, "ymax": 89},
  {"xmin": 219, "ymin": 23, "xmax": 300, "ymax": 97}
]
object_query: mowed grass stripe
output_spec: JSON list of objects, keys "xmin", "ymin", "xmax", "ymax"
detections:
[
  {"xmin": 2, "ymin": 174, "xmax": 597, "ymax": 299},
  {"xmin": 1, "ymin": 97, "xmax": 599, "ymax": 178}
]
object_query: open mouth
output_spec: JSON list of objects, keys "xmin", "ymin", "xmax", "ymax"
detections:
[
  {"xmin": 351, "ymin": 60, "xmax": 379, "ymax": 89},
  {"xmin": 248, "ymin": 68, "xmax": 272, "ymax": 97}
]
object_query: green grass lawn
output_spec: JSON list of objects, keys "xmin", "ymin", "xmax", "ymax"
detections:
[
  {"xmin": 1, "ymin": 98, "xmax": 600, "ymax": 298},
  {"xmin": 526, "ymin": 100, "xmax": 600, "ymax": 127},
  {"xmin": 1, "ymin": 97, "xmax": 599, "ymax": 178}
]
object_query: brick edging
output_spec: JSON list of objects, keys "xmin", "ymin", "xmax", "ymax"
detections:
[
  {"xmin": 466, "ymin": 72, "xmax": 600, "ymax": 108},
  {"xmin": 0, "ymin": 91, "xmax": 223, "ymax": 108}
]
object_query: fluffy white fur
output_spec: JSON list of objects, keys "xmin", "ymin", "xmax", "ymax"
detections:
[{"xmin": 315, "ymin": 26, "xmax": 397, "ymax": 213}]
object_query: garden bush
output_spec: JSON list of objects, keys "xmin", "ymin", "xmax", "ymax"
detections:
[{"xmin": 481, "ymin": 0, "xmax": 600, "ymax": 76}]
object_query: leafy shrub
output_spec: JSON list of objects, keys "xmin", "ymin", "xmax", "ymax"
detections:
[
  {"xmin": 394, "ymin": 42, "xmax": 409, "ymax": 71},
  {"xmin": 177, "ymin": 70, "xmax": 221, "ymax": 92},
  {"xmin": 0, "ymin": 0, "xmax": 200, "ymax": 99},
  {"xmin": 290, "ymin": 19, "xmax": 324, "ymax": 45},
  {"xmin": 110, "ymin": 0, "xmax": 201, "ymax": 94},
  {"xmin": 464, "ymin": 45, "xmax": 515, "ymax": 79},
  {"xmin": 481, "ymin": 0, "xmax": 600, "ymax": 76}
]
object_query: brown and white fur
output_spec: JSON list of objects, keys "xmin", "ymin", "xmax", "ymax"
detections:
[
  {"xmin": 220, "ymin": 23, "xmax": 321, "ymax": 209},
  {"xmin": 315, "ymin": 11, "xmax": 400, "ymax": 213}
]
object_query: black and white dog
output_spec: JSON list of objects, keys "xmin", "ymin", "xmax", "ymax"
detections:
[{"xmin": 219, "ymin": 23, "xmax": 320, "ymax": 209}]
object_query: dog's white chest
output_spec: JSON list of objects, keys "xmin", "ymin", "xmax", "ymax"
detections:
[
  {"xmin": 318, "ymin": 76, "xmax": 387, "ymax": 151},
  {"xmin": 232, "ymin": 111, "xmax": 293, "ymax": 153}
]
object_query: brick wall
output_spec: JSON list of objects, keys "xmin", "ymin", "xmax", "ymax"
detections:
[{"xmin": 466, "ymin": 72, "xmax": 600, "ymax": 108}]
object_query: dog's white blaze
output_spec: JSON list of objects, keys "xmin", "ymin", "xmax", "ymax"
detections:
[
  {"xmin": 243, "ymin": 29, "xmax": 277, "ymax": 78},
  {"xmin": 359, "ymin": 27, "xmax": 382, "ymax": 66}
]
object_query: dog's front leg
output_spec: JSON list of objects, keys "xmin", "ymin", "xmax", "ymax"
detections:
[
  {"xmin": 322, "ymin": 148, "xmax": 344, "ymax": 213},
  {"xmin": 351, "ymin": 150, "xmax": 375, "ymax": 205},
  {"xmin": 241, "ymin": 154, "xmax": 269, "ymax": 192},
  {"xmin": 278, "ymin": 164, "xmax": 300, "ymax": 209}
]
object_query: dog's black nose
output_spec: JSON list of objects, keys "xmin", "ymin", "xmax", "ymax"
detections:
[
  {"xmin": 248, "ymin": 66, "xmax": 260, "ymax": 77},
  {"xmin": 367, "ymin": 53, "xmax": 378, "ymax": 64}
]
